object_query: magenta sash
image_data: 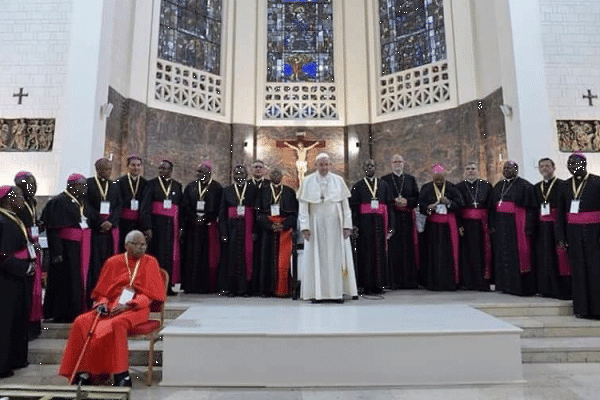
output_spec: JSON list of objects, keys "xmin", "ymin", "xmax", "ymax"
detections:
[
  {"xmin": 496, "ymin": 201, "xmax": 532, "ymax": 274},
  {"xmin": 228, "ymin": 206, "xmax": 254, "ymax": 281},
  {"xmin": 359, "ymin": 203, "xmax": 389, "ymax": 246},
  {"xmin": 539, "ymin": 209, "xmax": 572, "ymax": 276},
  {"xmin": 566, "ymin": 211, "xmax": 600, "ymax": 225},
  {"xmin": 58, "ymin": 227, "xmax": 91, "ymax": 310},
  {"xmin": 207, "ymin": 221, "xmax": 221, "ymax": 292},
  {"xmin": 394, "ymin": 205, "xmax": 420, "ymax": 270},
  {"xmin": 428, "ymin": 213, "xmax": 460, "ymax": 284},
  {"xmin": 120, "ymin": 207, "xmax": 140, "ymax": 221},
  {"xmin": 460, "ymin": 208, "xmax": 492, "ymax": 280},
  {"xmin": 27, "ymin": 226, "xmax": 44, "ymax": 321},
  {"xmin": 151, "ymin": 201, "xmax": 180, "ymax": 283}
]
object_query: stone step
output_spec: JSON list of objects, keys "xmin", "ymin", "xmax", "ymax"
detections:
[
  {"xmin": 474, "ymin": 300, "xmax": 572, "ymax": 317},
  {"xmin": 28, "ymin": 339, "xmax": 162, "ymax": 367},
  {"xmin": 40, "ymin": 321, "xmax": 174, "ymax": 340},
  {"xmin": 502, "ymin": 316, "xmax": 600, "ymax": 338},
  {"xmin": 521, "ymin": 337, "xmax": 600, "ymax": 363}
]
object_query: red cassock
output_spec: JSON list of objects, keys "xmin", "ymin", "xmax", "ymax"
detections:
[{"xmin": 59, "ymin": 253, "xmax": 166, "ymax": 377}]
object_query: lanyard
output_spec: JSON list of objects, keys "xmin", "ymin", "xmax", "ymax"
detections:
[
  {"xmin": 94, "ymin": 176, "xmax": 109, "ymax": 201},
  {"xmin": 127, "ymin": 173, "xmax": 140, "ymax": 199},
  {"xmin": 234, "ymin": 183, "xmax": 247, "ymax": 206},
  {"xmin": 158, "ymin": 177, "xmax": 173, "ymax": 200},
  {"xmin": 0, "ymin": 207, "xmax": 29, "ymax": 241},
  {"xmin": 540, "ymin": 177, "xmax": 558, "ymax": 203},
  {"xmin": 392, "ymin": 174, "xmax": 405, "ymax": 198},
  {"xmin": 124, "ymin": 254, "xmax": 142, "ymax": 288},
  {"xmin": 572, "ymin": 173, "xmax": 589, "ymax": 200},
  {"xmin": 363, "ymin": 177, "xmax": 378, "ymax": 199},
  {"xmin": 64, "ymin": 191, "xmax": 84, "ymax": 218},
  {"xmin": 433, "ymin": 182, "xmax": 446, "ymax": 202},
  {"xmin": 198, "ymin": 178, "xmax": 212, "ymax": 200},
  {"xmin": 252, "ymin": 178, "xmax": 264, "ymax": 189},
  {"xmin": 499, "ymin": 179, "xmax": 516, "ymax": 202},
  {"xmin": 270, "ymin": 183, "xmax": 282, "ymax": 204},
  {"xmin": 24, "ymin": 200, "xmax": 36, "ymax": 221}
]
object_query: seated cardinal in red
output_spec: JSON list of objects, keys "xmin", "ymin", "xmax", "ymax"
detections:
[{"xmin": 59, "ymin": 230, "xmax": 166, "ymax": 387}]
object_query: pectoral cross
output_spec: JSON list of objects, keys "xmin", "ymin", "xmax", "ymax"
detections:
[{"xmin": 473, "ymin": 201, "xmax": 478, "ymax": 208}]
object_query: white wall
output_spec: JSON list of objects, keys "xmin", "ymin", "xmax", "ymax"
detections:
[
  {"xmin": 0, "ymin": 0, "xmax": 72, "ymax": 195},
  {"xmin": 109, "ymin": 0, "xmax": 135, "ymax": 98},
  {"xmin": 470, "ymin": 0, "xmax": 502, "ymax": 98},
  {"xmin": 540, "ymin": 0, "xmax": 600, "ymax": 178}
]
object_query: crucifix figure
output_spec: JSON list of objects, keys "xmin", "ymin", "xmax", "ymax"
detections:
[
  {"xmin": 583, "ymin": 89, "xmax": 598, "ymax": 106},
  {"xmin": 277, "ymin": 132, "xmax": 325, "ymax": 185},
  {"xmin": 13, "ymin": 88, "xmax": 29, "ymax": 105}
]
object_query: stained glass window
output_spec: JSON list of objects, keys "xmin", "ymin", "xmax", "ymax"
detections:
[
  {"xmin": 267, "ymin": 0, "xmax": 334, "ymax": 83},
  {"xmin": 158, "ymin": 0, "xmax": 222, "ymax": 75},
  {"xmin": 379, "ymin": 0, "xmax": 446, "ymax": 76}
]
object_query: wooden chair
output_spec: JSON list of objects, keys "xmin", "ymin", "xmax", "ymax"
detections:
[{"xmin": 128, "ymin": 268, "xmax": 168, "ymax": 386}]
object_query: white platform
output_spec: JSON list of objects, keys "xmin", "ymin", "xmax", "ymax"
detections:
[{"xmin": 161, "ymin": 304, "xmax": 523, "ymax": 387}]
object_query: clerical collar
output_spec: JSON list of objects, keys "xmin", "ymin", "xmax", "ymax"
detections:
[
  {"xmin": 393, "ymin": 171, "xmax": 403, "ymax": 177},
  {"xmin": 466, "ymin": 178, "xmax": 477, "ymax": 184},
  {"xmin": 96, "ymin": 175, "xmax": 107, "ymax": 182},
  {"xmin": 366, "ymin": 176, "xmax": 375, "ymax": 182},
  {"xmin": 160, "ymin": 176, "xmax": 171, "ymax": 182},
  {"xmin": 505, "ymin": 177, "xmax": 516, "ymax": 182}
]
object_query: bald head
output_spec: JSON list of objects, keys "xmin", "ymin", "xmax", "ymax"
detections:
[{"xmin": 95, "ymin": 158, "xmax": 112, "ymax": 180}]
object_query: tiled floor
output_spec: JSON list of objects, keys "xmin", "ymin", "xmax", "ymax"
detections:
[{"xmin": 3, "ymin": 291, "xmax": 599, "ymax": 399}]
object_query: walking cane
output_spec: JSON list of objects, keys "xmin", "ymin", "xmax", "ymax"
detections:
[{"xmin": 69, "ymin": 310, "xmax": 102, "ymax": 384}]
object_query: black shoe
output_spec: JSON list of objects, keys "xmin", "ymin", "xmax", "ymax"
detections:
[
  {"xmin": 351, "ymin": 296, "xmax": 359, "ymax": 300},
  {"xmin": 0, "ymin": 370, "xmax": 14, "ymax": 378},
  {"xmin": 114, "ymin": 371, "xmax": 132, "ymax": 387},
  {"xmin": 310, "ymin": 299, "xmax": 323, "ymax": 304},
  {"xmin": 167, "ymin": 288, "xmax": 176, "ymax": 296},
  {"xmin": 75, "ymin": 372, "xmax": 91, "ymax": 386},
  {"xmin": 333, "ymin": 299, "xmax": 344, "ymax": 304}
]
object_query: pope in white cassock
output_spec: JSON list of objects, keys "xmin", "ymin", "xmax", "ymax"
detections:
[{"xmin": 297, "ymin": 153, "xmax": 358, "ymax": 302}]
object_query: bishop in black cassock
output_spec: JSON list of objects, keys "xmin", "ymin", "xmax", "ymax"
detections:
[
  {"xmin": 141, "ymin": 160, "xmax": 183, "ymax": 295},
  {"xmin": 0, "ymin": 186, "xmax": 35, "ymax": 378},
  {"xmin": 491, "ymin": 161, "xmax": 536, "ymax": 296},
  {"xmin": 256, "ymin": 168, "xmax": 298, "ymax": 297},
  {"xmin": 381, "ymin": 155, "xmax": 420, "ymax": 289},
  {"xmin": 248, "ymin": 160, "xmax": 270, "ymax": 294},
  {"xmin": 219, "ymin": 165, "xmax": 259, "ymax": 296},
  {"xmin": 181, "ymin": 161, "xmax": 222, "ymax": 294},
  {"xmin": 42, "ymin": 174, "xmax": 93, "ymax": 322},
  {"xmin": 116, "ymin": 155, "xmax": 147, "ymax": 252},
  {"xmin": 350, "ymin": 159, "xmax": 395, "ymax": 294},
  {"xmin": 559, "ymin": 154, "xmax": 600, "ymax": 318},
  {"xmin": 533, "ymin": 158, "xmax": 571, "ymax": 300},
  {"xmin": 418, "ymin": 165, "xmax": 464, "ymax": 291},
  {"xmin": 456, "ymin": 163, "xmax": 494, "ymax": 291},
  {"xmin": 86, "ymin": 158, "xmax": 122, "ymax": 301}
]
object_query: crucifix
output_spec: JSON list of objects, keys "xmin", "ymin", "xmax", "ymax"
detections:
[
  {"xmin": 276, "ymin": 132, "xmax": 325, "ymax": 185},
  {"xmin": 13, "ymin": 88, "xmax": 29, "ymax": 105},
  {"xmin": 583, "ymin": 89, "xmax": 597, "ymax": 106}
]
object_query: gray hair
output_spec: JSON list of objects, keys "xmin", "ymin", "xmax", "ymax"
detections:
[{"xmin": 124, "ymin": 230, "xmax": 145, "ymax": 244}]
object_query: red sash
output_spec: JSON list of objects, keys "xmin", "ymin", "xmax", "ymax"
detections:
[
  {"xmin": 267, "ymin": 215, "xmax": 293, "ymax": 297},
  {"xmin": 393, "ymin": 205, "xmax": 420, "ymax": 270},
  {"xmin": 120, "ymin": 207, "xmax": 140, "ymax": 221},
  {"xmin": 566, "ymin": 211, "xmax": 600, "ymax": 224},
  {"xmin": 539, "ymin": 208, "xmax": 572, "ymax": 276},
  {"xmin": 496, "ymin": 201, "xmax": 532, "ymax": 274},
  {"xmin": 207, "ymin": 221, "xmax": 220, "ymax": 292},
  {"xmin": 359, "ymin": 203, "xmax": 390, "ymax": 251},
  {"xmin": 151, "ymin": 201, "xmax": 180, "ymax": 283},
  {"xmin": 428, "ymin": 213, "xmax": 460, "ymax": 284},
  {"xmin": 228, "ymin": 206, "xmax": 254, "ymax": 281},
  {"xmin": 58, "ymin": 227, "xmax": 92, "ymax": 310},
  {"xmin": 460, "ymin": 208, "xmax": 492, "ymax": 279}
]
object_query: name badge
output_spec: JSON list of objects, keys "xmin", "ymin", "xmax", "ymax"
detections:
[
  {"xmin": 118, "ymin": 287, "xmax": 135, "ymax": 305},
  {"xmin": 27, "ymin": 242, "xmax": 37, "ymax": 259},
  {"xmin": 436, "ymin": 204, "xmax": 448, "ymax": 215},
  {"xmin": 80, "ymin": 218, "xmax": 89, "ymax": 229},
  {"xmin": 371, "ymin": 200, "xmax": 379, "ymax": 209},
  {"xmin": 100, "ymin": 201, "xmax": 111, "ymax": 215},
  {"xmin": 570, "ymin": 200, "xmax": 580, "ymax": 214},
  {"xmin": 164, "ymin": 199, "xmax": 172, "ymax": 209},
  {"xmin": 271, "ymin": 204, "xmax": 280, "ymax": 216},
  {"xmin": 541, "ymin": 203, "xmax": 551, "ymax": 216},
  {"xmin": 38, "ymin": 236, "xmax": 48, "ymax": 249},
  {"xmin": 237, "ymin": 206, "xmax": 246, "ymax": 216},
  {"xmin": 130, "ymin": 199, "xmax": 139, "ymax": 211},
  {"xmin": 31, "ymin": 225, "xmax": 40, "ymax": 238},
  {"xmin": 197, "ymin": 200, "xmax": 206, "ymax": 211}
]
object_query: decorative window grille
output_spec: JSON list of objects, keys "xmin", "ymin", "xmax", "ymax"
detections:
[
  {"xmin": 155, "ymin": 0, "xmax": 223, "ymax": 114},
  {"xmin": 264, "ymin": 0, "xmax": 338, "ymax": 120},
  {"xmin": 378, "ymin": 0, "xmax": 449, "ymax": 115}
]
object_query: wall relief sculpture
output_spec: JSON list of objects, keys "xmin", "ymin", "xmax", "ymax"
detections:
[
  {"xmin": 557, "ymin": 120, "xmax": 600, "ymax": 152},
  {"xmin": 0, "ymin": 118, "xmax": 54, "ymax": 151}
]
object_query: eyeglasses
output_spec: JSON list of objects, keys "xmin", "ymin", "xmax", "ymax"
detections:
[{"xmin": 127, "ymin": 242, "xmax": 147, "ymax": 247}]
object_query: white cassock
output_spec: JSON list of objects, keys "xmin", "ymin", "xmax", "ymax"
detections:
[{"xmin": 297, "ymin": 171, "xmax": 358, "ymax": 300}]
